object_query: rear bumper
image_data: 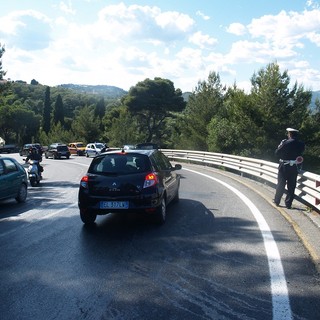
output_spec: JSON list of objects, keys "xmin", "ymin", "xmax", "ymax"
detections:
[{"xmin": 78, "ymin": 192, "xmax": 162, "ymax": 215}]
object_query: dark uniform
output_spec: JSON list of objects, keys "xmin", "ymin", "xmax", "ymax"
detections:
[
  {"xmin": 274, "ymin": 128, "xmax": 305, "ymax": 208},
  {"xmin": 25, "ymin": 148, "xmax": 43, "ymax": 176}
]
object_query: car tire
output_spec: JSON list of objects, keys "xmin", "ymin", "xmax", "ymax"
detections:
[
  {"xmin": 80, "ymin": 208, "xmax": 97, "ymax": 224},
  {"xmin": 154, "ymin": 197, "xmax": 166, "ymax": 225},
  {"xmin": 53, "ymin": 153, "xmax": 57, "ymax": 159},
  {"xmin": 15, "ymin": 183, "xmax": 27, "ymax": 203},
  {"xmin": 86, "ymin": 152, "xmax": 89, "ymax": 157}
]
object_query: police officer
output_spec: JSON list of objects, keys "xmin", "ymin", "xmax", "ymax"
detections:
[{"xmin": 274, "ymin": 128, "xmax": 305, "ymax": 209}]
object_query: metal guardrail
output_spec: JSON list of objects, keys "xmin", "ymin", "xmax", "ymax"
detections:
[{"xmin": 162, "ymin": 149, "xmax": 320, "ymax": 212}]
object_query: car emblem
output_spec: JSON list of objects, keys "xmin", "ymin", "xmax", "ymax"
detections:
[{"xmin": 112, "ymin": 182, "xmax": 117, "ymax": 186}]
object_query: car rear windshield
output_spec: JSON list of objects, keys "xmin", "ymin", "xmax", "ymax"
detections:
[
  {"xmin": 57, "ymin": 145, "xmax": 68, "ymax": 151},
  {"xmin": 89, "ymin": 153, "xmax": 151, "ymax": 175}
]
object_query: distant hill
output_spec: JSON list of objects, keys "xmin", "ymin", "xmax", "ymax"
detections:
[
  {"xmin": 59, "ymin": 84, "xmax": 128, "ymax": 99},
  {"xmin": 57, "ymin": 84, "xmax": 320, "ymax": 107}
]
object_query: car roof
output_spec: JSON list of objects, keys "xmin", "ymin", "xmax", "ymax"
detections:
[{"xmin": 100, "ymin": 149, "xmax": 155, "ymax": 157}]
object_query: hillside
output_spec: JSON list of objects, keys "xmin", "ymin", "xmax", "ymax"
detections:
[{"xmin": 58, "ymin": 84, "xmax": 127, "ymax": 99}]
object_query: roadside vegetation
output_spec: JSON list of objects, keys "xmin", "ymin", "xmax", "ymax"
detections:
[{"xmin": 1, "ymin": 43, "xmax": 319, "ymax": 173}]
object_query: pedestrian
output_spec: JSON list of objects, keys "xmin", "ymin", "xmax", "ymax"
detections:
[{"xmin": 274, "ymin": 128, "xmax": 305, "ymax": 209}]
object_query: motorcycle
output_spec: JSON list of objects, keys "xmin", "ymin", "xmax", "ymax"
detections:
[{"xmin": 24, "ymin": 159, "xmax": 42, "ymax": 187}]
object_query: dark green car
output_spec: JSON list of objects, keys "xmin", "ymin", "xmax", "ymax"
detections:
[{"xmin": 0, "ymin": 156, "xmax": 28, "ymax": 203}]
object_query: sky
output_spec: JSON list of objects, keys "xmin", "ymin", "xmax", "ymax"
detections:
[{"xmin": 1, "ymin": 0, "xmax": 320, "ymax": 93}]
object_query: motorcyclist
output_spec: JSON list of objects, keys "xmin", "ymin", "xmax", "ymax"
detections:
[{"xmin": 25, "ymin": 147, "xmax": 43, "ymax": 177}]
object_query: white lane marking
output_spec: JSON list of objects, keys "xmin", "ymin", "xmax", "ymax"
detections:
[{"xmin": 184, "ymin": 168, "xmax": 292, "ymax": 320}]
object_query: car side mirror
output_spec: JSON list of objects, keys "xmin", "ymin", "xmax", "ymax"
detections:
[{"xmin": 174, "ymin": 164, "xmax": 182, "ymax": 170}]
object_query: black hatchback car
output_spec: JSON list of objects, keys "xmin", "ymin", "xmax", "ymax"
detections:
[{"xmin": 78, "ymin": 148, "xmax": 182, "ymax": 225}]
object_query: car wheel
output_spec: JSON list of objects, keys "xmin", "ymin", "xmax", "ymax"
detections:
[
  {"xmin": 155, "ymin": 197, "xmax": 166, "ymax": 224},
  {"xmin": 53, "ymin": 153, "xmax": 57, "ymax": 159},
  {"xmin": 45, "ymin": 154, "xmax": 48, "ymax": 159},
  {"xmin": 86, "ymin": 152, "xmax": 89, "ymax": 157},
  {"xmin": 80, "ymin": 208, "xmax": 97, "ymax": 224},
  {"xmin": 15, "ymin": 183, "xmax": 27, "ymax": 203}
]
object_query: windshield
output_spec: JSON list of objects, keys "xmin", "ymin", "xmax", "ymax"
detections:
[
  {"xmin": 89, "ymin": 154, "xmax": 151, "ymax": 175},
  {"xmin": 95, "ymin": 143, "xmax": 104, "ymax": 149}
]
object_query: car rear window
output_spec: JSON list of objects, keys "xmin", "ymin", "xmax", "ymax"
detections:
[
  {"xmin": 89, "ymin": 154, "xmax": 151, "ymax": 175},
  {"xmin": 57, "ymin": 146, "xmax": 68, "ymax": 151}
]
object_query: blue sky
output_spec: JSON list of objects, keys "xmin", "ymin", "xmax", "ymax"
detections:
[{"xmin": 1, "ymin": 0, "xmax": 320, "ymax": 92}]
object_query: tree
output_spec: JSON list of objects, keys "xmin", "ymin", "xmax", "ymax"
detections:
[
  {"xmin": 207, "ymin": 86, "xmax": 262, "ymax": 156},
  {"xmin": 53, "ymin": 94, "xmax": 64, "ymax": 126},
  {"xmin": 0, "ymin": 104, "xmax": 40, "ymax": 144},
  {"xmin": 0, "ymin": 43, "xmax": 10, "ymax": 94},
  {"xmin": 42, "ymin": 86, "xmax": 51, "ymax": 134},
  {"xmin": 250, "ymin": 62, "xmax": 311, "ymax": 159},
  {"xmin": 102, "ymin": 105, "xmax": 140, "ymax": 147},
  {"xmin": 122, "ymin": 77, "xmax": 186, "ymax": 143},
  {"xmin": 94, "ymin": 98, "xmax": 106, "ymax": 119},
  {"xmin": 177, "ymin": 71, "xmax": 225, "ymax": 150},
  {"xmin": 71, "ymin": 105, "xmax": 101, "ymax": 142}
]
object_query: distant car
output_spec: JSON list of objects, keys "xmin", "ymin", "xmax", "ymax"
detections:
[
  {"xmin": 19, "ymin": 143, "xmax": 43, "ymax": 156},
  {"xmin": 68, "ymin": 142, "xmax": 86, "ymax": 156},
  {"xmin": 0, "ymin": 144, "xmax": 19, "ymax": 154},
  {"xmin": 45, "ymin": 143, "xmax": 70, "ymax": 159},
  {"xmin": 85, "ymin": 143, "xmax": 105, "ymax": 157},
  {"xmin": 0, "ymin": 156, "xmax": 28, "ymax": 203},
  {"xmin": 78, "ymin": 148, "xmax": 182, "ymax": 225}
]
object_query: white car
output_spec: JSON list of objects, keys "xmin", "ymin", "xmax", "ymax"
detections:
[{"xmin": 85, "ymin": 143, "xmax": 105, "ymax": 157}]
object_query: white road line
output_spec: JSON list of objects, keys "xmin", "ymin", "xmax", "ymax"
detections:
[{"xmin": 184, "ymin": 168, "xmax": 292, "ymax": 320}]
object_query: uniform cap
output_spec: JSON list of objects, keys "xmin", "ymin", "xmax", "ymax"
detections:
[{"xmin": 286, "ymin": 127, "xmax": 299, "ymax": 132}]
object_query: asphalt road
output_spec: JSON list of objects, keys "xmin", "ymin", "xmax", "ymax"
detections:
[{"xmin": 0, "ymin": 154, "xmax": 319, "ymax": 320}]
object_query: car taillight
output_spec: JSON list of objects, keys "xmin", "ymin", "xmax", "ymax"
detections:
[
  {"xmin": 80, "ymin": 175, "xmax": 89, "ymax": 188},
  {"xmin": 143, "ymin": 172, "xmax": 158, "ymax": 188}
]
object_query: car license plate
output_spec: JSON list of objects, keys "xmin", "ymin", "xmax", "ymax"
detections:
[{"xmin": 100, "ymin": 201, "xmax": 129, "ymax": 209}]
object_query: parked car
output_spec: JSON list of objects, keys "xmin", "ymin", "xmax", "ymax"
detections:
[
  {"xmin": 0, "ymin": 156, "xmax": 28, "ymax": 203},
  {"xmin": 78, "ymin": 147, "xmax": 182, "ymax": 225},
  {"xmin": 19, "ymin": 143, "xmax": 43, "ymax": 156},
  {"xmin": 0, "ymin": 144, "xmax": 20, "ymax": 153},
  {"xmin": 45, "ymin": 143, "xmax": 70, "ymax": 159},
  {"xmin": 68, "ymin": 142, "xmax": 86, "ymax": 156},
  {"xmin": 85, "ymin": 142, "xmax": 105, "ymax": 157}
]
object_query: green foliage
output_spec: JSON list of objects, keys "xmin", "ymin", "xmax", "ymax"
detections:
[
  {"xmin": 53, "ymin": 94, "xmax": 64, "ymax": 126},
  {"xmin": 207, "ymin": 87, "xmax": 262, "ymax": 156},
  {"xmin": 102, "ymin": 105, "xmax": 141, "ymax": 147},
  {"xmin": 250, "ymin": 62, "xmax": 312, "ymax": 159},
  {"xmin": 177, "ymin": 71, "xmax": 225, "ymax": 150},
  {"xmin": 71, "ymin": 105, "xmax": 101, "ymax": 143},
  {"xmin": 123, "ymin": 77, "xmax": 186, "ymax": 143},
  {"xmin": 42, "ymin": 86, "xmax": 51, "ymax": 134},
  {"xmin": 0, "ymin": 57, "xmax": 319, "ymax": 173}
]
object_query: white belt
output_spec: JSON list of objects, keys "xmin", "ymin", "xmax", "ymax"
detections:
[{"xmin": 280, "ymin": 159, "xmax": 297, "ymax": 166}]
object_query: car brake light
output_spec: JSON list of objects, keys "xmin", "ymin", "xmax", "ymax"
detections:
[
  {"xmin": 143, "ymin": 172, "xmax": 158, "ymax": 188},
  {"xmin": 80, "ymin": 175, "xmax": 89, "ymax": 188}
]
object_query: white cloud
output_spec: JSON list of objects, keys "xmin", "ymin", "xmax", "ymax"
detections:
[
  {"xmin": 2, "ymin": 2, "xmax": 320, "ymax": 92},
  {"xmin": 196, "ymin": 11, "xmax": 210, "ymax": 21},
  {"xmin": 188, "ymin": 31, "xmax": 217, "ymax": 48},
  {"xmin": 59, "ymin": 1, "xmax": 76, "ymax": 15},
  {"xmin": 226, "ymin": 23, "xmax": 246, "ymax": 36}
]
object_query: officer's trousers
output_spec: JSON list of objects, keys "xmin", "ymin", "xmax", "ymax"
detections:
[{"xmin": 274, "ymin": 164, "xmax": 298, "ymax": 208}]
